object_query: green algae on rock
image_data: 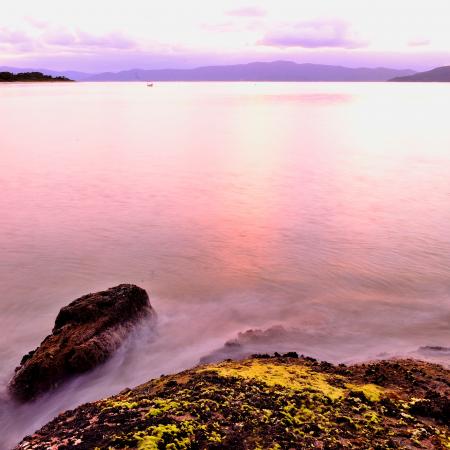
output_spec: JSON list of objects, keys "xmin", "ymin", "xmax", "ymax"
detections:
[{"xmin": 16, "ymin": 356, "xmax": 450, "ymax": 449}]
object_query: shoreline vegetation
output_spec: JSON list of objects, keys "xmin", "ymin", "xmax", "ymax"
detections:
[{"xmin": 0, "ymin": 71, "xmax": 73, "ymax": 82}]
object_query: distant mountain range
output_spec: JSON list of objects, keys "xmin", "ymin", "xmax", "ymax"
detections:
[
  {"xmin": 85, "ymin": 62, "xmax": 415, "ymax": 82},
  {"xmin": 0, "ymin": 61, "xmax": 416, "ymax": 82},
  {"xmin": 390, "ymin": 65, "xmax": 450, "ymax": 82}
]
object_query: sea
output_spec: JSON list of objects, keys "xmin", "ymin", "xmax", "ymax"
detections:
[{"xmin": 0, "ymin": 81, "xmax": 449, "ymax": 448}]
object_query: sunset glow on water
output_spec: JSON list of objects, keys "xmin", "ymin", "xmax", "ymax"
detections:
[{"xmin": 1, "ymin": 81, "xmax": 450, "ymax": 447}]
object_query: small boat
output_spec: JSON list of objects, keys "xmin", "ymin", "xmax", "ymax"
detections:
[{"xmin": 147, "ymin": 82, "xmax": 153, "ymax": 87}]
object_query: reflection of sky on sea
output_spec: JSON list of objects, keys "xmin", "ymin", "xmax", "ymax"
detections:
[{"xmin": 0, "ymin": 81, "xmax": 450, "ymax": 449}]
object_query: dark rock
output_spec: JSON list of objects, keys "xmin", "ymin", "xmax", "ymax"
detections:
[
  {"xmin": 251, "ymin": 353, "xmax": 271, "ymax": 359},
  {"xmin": 199, "ymin": 325, "xmax": 293, "ymax": 363},
  {"xmin": 14, "ymin": 357, "xmax": 450, "ymax": 449},
  {"xmin": 419, "ymin": 346, "xmax": 450, "ymax": 355},
  {"xmin": 410, "ymin": 391, "xmax": 450, "ymax": 424},
  {"xmin": 9, "ymin": 284, "xmax": 154, "ymax": 402}
]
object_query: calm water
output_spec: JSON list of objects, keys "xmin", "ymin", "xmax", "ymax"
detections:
[{"xmin": 1, "ymin": 82, "xmax": 450, "ymax": 447}]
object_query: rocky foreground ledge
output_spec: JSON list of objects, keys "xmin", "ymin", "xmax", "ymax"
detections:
[{"xmin": 16, "ymin": 355, "xmax": 450, "ymax": 449}]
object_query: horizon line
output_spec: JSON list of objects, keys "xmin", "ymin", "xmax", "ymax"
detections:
[{"xmin": 0, "ymin": 59, "xmax": 430, "ymax": 75}]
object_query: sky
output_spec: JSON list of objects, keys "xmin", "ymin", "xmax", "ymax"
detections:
[{"xmin": 1, "ymin": 0, "xmax": 450, "ymax": 72}]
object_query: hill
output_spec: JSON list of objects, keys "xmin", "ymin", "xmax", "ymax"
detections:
[
  {"xmin": 0, "ymin": 71, "xmax": 73, "ymax": 82},
  {"xmin": 0, "ymin": 62, "xmax": 415, "ymax": 82},
  {"xmin": 15, "ymin": 355, "xmax": 450, "ymax": 449},
  {"xmin": 85, "ymin": 61, "xmax": 415, "ymax": 82},
  {"xmin": 0, "ymin": 66, "xmax": 91, "ymax": 81},
  {"xmin": 390, "ymin": 66, "xmax": 450, "ymax": 82}
]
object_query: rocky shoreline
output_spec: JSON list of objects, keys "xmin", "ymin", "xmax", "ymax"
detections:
[
  {"xmin": 6, "ymin": 284, "xmax": 450, "ymax": 449},
  {"xmin": 9, "ymin": 284, "xmax": 154, "ymax": 402},
  {"xmin": 15, "ymin": 355, "xmax": 450, "ymax": 449}
]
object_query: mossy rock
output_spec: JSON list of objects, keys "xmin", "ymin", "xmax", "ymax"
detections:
[{"xmin": 16, "ymin": 356, "xmax": 450, "ymax": 449}]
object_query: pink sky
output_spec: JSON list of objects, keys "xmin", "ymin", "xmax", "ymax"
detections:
[{"xmin": 1, "ymin": 0, "xmax": 450, "ymax": 72}]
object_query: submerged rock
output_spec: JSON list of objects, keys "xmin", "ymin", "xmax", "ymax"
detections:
[
  {"xmin": 14, "ymin": 356, "xmax": 450, "ymax": 449},
  {"xmin": 200, "ymin": 325, "xmax": 295, "ymax": 363},
  {"xmin": 419, "ymin": 346, "xmax": 450, "ymax": 355},
  {"xmin": 9, "ymin": 284, "xmax": 154, "ymax": 402}
]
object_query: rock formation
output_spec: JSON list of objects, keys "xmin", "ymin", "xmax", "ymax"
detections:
[
  {"xmin": 9, "ymin": 284, "xmax": 154, "ymax": 402},
  {"xmin": 200, "ymin": 325, "xmax": 297, "ymax": 363},
  {"xmin": 14, "ymin": 355, "xmax": 450, "ymax": 449}
]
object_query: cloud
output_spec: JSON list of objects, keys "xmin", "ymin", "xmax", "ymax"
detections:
[
  {"xmin": 226, "ymin": 6, "xmax": 266, "ymax": 17},
  {"xmin": 0, "ymin": 27, "xmax": 35, "ymax": 52},
  {"xmin": 0, "ymin": 27, "xmax": 31, "ymax": 45},
  {"xmin": 44, "ymin": 29, "xmax": 76, "ymax": 46},
  {"xmin": 408, "ymin": 39, "xmax": 430, "ymax": 47},
  {"xmin": 260, "ymin": 20, "xmax": 368, "ymax": 49},
  {"xmin": 0, "ymin": 26, "xmax": 137, "ymax": 56},
  {"xmin": 76, "ymin": 31, "xmax": 136, "ymax": 49},
  {"xmin": 43, "ymin": 29, "xmax": 136, "ymax": 50}
]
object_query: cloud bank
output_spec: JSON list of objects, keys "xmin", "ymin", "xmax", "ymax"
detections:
[
  {"xmin": 0, "ymin": 0, "xmax": 446, "ymax": 72},
  {"xmin": 0, "ymin": 27, "xmax": 31, "ymax": 45},
  {"xmin": 0, "ymin": 26, "xmax": 136, "ymax": 57},
  {"xmin": 43, "ymin": 30, "xmax": 136, "ymax": 50},
  {"xmin": 261, "ymin": 20, "xmax": 368, "ymax": 49}
]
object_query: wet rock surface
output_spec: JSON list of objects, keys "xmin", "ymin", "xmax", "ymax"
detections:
[
  {"xmin": 9, "ymin": 284, "xmax": 154, "ymax": 402},
  {"xmin": 419, "ymin": 346, "xmax": 450, "ymax": 356},
  {"xmin": 15, "ymin": 356, "xmax": 450, "ymax": 449},
  {"xmin": 200, "ymin": 326, "xmax": 294, "ymax": 363}
]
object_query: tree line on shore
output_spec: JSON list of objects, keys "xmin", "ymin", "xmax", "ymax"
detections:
[{"xmin": 0, "ymin": 71, "xmax": 73, "ymax": 82}]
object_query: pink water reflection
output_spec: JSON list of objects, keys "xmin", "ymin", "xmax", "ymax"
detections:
[{"xmin": 1, "ymin": 81, "xmax": 450, "ymax": 448}]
